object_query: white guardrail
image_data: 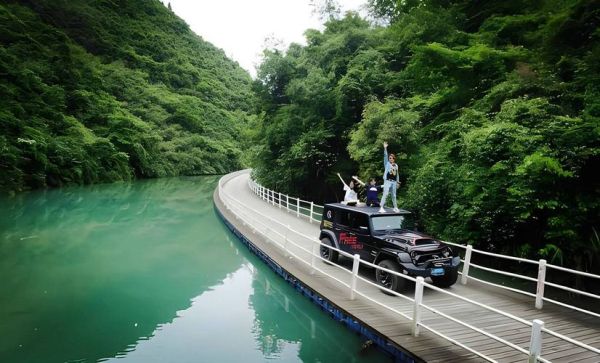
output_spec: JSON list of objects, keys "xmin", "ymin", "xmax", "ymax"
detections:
[
  {"xmin": 247, "ymin": 178, "xmax": 600, "ymax": 319},
  {"xmin": 217, "ymin": 174, "xmax": 599, "ymax": 363}
]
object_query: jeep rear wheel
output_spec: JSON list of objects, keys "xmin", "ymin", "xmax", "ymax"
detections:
[
  {"xmin": 320, "ymin": 237, "xmax": 338, "ymax": 264},
  {"xmin": 431, "ymin": 268, "xmax": 458, "ymax": 288},
  {"xmin": 376, "ymin": 259, "xmax": 405, "ymax": 293}
]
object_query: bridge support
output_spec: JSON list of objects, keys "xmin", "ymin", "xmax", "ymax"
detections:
[
  {"xmin": 283, "ymin": 225, "xmax": 290, "ymax": 257},
  {"xmin": 461, "ymin": 245, "xmax": 473, "ymax": 285},
  {"xmin": 528, "ymin": 319, "xmax": 544, "ymax": 363},
  {"xmin": 535, "ymin": 259, "xmax": 547, "ymax": 309},
  {"xmin": 350, "ymin": 254, "xmax": 360, "ymax": 300},
  {"xmin": 412, "ymin": 276, "xmax": 424, "ymax": 336},
  {"xmin": 310, "ymin": 239, "xmax": 318, "ymax": 275}
]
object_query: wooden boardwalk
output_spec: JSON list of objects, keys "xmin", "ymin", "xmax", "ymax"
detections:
[{"xmin": 214, "ymin": 170, "xmax": 600, "ymax": 362}]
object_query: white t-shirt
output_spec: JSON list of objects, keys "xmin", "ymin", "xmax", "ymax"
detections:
[{"xmin": 343, "ymin": 185, "xmax": 358, "ymax": 201}]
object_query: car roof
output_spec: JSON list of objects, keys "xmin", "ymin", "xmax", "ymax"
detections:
[{"xmin": 324, "ymin": 203, "xmax": 411, "ymax": 216}]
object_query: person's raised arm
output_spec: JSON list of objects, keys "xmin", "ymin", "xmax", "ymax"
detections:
[
  {"xmin": 383, "ymin": 141, "xmax": 388, "ymax": 167},
  {"xmin": 337, "ymin": 172, "xmax": 348, "ymax": 187},
  {"xmin": 352, "ymin": 175, "xmax": 365, "ymax": 186}
]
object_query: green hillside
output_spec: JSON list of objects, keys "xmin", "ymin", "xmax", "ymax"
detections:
[
  {"xmin": 0, "ymin": 0, "xmax": 255, "ymax": 193},
  {"xmin": 249, "ymin": 0, "xmax": 599, "ymax": 272}
]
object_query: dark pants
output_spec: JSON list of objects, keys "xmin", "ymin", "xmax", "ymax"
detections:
[{"xmin": 367, "ymin": 200, "xmax": 380, "ymax": 207}]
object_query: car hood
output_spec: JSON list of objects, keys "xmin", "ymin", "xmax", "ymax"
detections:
[{"xmin": 376, "ymin": 231, "xmax": 445, "ymax": 251}]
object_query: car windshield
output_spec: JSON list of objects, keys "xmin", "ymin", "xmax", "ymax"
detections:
[{"xmin": 371, "ymin": 215, "xmax": 406, "ymax": 231}]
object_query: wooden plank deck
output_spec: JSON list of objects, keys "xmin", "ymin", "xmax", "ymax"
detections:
[{"xmin": 215, "ymin": 170, "xmax": 600, "ymax": 362}]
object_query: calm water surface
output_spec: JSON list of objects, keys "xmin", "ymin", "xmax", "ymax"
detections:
[{"xmin": 0, "ymin": 176, "xmax": 390, "ymax": 363}]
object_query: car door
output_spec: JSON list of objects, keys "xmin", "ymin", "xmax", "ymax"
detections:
[
  {"xmin": 350, "ymin": 213, "xmax": 373, "ymax": 261},
  {"xmin": 335, "ymin": 211, "xmax": 355, "ymax": 255},
  {"xmin": 336, "ymin": 211, "xmax": 372, "ymax": 260}
]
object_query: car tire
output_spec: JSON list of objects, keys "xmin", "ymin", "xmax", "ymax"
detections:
[
  {"xmin": 320, "ymin": 237, "xmax": 338, "ymax": 264},
  {"xmin": 431, "ymin": 268, "xmax": 458, "ymax": 288},
  {"xmin": 376, "ymin": 259, "xmax": 405, "ymax": 293}
]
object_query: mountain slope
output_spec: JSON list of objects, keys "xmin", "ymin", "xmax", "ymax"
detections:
[{"xmin": 0, "ymin": 0, "xmax": 255, "ymax": 193}]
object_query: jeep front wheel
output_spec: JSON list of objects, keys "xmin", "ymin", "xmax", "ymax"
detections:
[
  {"xmin": 376, "ymin": 259, "xmax": 405, "ymax": 293},
  {"xmin": 320, "ymin": 237, "xmax": 338, "ymax": 264},
  {"xmin": 431, "ymin": 268, "xmax": 458, "ymax": 288}
]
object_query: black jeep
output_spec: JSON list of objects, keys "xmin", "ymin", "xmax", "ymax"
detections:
[{"xmin": 319, "ymin": 203, "xmax": 460, "ymax": 292}]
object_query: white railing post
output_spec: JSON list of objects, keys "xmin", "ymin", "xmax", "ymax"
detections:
[
  {"xmin": 412, "ymin": 276, "xmax": 424, "ymax": 336},
  {"xmin": 296, "ymin": 198, "xmax": 300, "ymax": 218},
  {"xmin": 461, "ymin": 244, "xmax": 473, "ymax": 285},
  {"xmin": 286, "ymin": 195, "xmax": 289, "ymax": 212},
  {"xmin": 528, "ymin": 319, "xmax": 544, "ymax": 363},
  {"xmin": 278, "ymin": 192, "xmax": 282, "ymax": 208},
  {"xmin": 536, "ymin": 259, "xmax": 547, "ymax": 309},
  {"xmin": 283, "ymin": 226, "xmax": 290, "ymax": 257},
  {"xmin": 311, "ymin": 239, "xmax": 318, "ymax": 274},
  {"xmin": 310, "ymin": 202, "xmax": 314, "ymax": 223},
  {"xmin": 271, "ymin": 190, "xmax": 275, "ymax": 206},
  {"xmin": 350, "ymin": 254, "xmax": 360, "ymax": 300}
]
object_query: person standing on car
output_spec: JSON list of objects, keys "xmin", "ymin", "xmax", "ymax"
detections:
[{"xmin": 379, "ymin": 141, "xmax": 400, "ymax": 213}]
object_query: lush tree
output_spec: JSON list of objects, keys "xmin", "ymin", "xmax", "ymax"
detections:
[
  {"xmin": 0, "ymin": 0, "xmax": 255, "ymax": 193},
  {"xmin": 249, "ymin": 1, "xmax": 600, "ymax": 274}
]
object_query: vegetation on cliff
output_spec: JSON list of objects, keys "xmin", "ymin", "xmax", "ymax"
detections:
[
  {"xmin": 249, "ymin": 0, "xmax": 600, "ymax": 272},
  {"xmin": 0, "ymin": 0, "xmax": 254, "ymax": 193}
]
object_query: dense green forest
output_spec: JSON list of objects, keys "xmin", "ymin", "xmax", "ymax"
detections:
[
  {"xmin": 0, "ymin": 0, "xmax": 254, "ymax": 193},
  {"xmin": 1, "ymin": 0, "xmax": 598, "ymax": 273},
  {"xmin": 249, "ymin": 0, "xmax": 600, "ymax": 272}
]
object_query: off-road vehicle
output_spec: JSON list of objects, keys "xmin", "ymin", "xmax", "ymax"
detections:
[{"xmin": 319, "ymin": 203, "xmax": 460, "ymax": 292}]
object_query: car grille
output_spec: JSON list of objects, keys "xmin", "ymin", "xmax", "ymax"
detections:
[{"xmin": 412, "ymin": 249, "xmax": 450, "ymax": 266}]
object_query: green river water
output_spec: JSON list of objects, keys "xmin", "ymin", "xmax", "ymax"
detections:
[{"xmin": 0, "ymin": 176, "xmax": 391, "ymax": 363}]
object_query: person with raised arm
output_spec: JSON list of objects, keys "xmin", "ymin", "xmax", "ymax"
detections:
[
  {"xmin": 379, "ymin": 141, "xmax": 400, "ymax": 213},
  {"xmin": 352, "ymin": 176, "xmax": 382, "ymax": 207},
  {"xmin": 337, "ymin": 172, "xmax": 359, "ymax": 204}
]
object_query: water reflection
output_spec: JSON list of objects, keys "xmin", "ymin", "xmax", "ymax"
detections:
[
  {"xmin": 0, "ymin": 176, "xmax": 390, "ymax": 363},
  {"xmin": 102, "ymin": 255, "xmax": 385, "ymax": 363},
  {"xmin": 101, "ymin": 266, "xmax": 264, "ymax": 363},
  {"xmin": 250, "ymin": 266, "xmax": 368, "ymax": 363},
  {"xmin": 0, "ymin": 176, "xmax": 242, "ymax": 363}
]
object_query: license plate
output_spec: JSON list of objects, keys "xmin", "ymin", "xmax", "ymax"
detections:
[{"xmin": 431, "ymin": 268, "xmax": 445, "ymax": 276}]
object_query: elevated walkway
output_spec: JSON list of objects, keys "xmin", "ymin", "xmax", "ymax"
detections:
[{"xmin": 214, "ymin": 170, "xmax": 599, "ymax": 362}]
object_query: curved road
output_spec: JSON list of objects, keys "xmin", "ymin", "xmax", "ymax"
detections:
[{"xmin": 216, "ymin": 170, "xmax": 600, "ymax": 363}]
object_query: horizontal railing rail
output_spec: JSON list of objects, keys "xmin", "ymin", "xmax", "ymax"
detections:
[
  {"xmin": 247, "ymin": 177, "xmax": 600, "ymax": 319},
  {"xmin": 216, "ymin": 173, "xmax": 599, "ymax": 362},
  {"xmin": 445, "ymin": 241, "xmax": 600, "ymax": 318}
]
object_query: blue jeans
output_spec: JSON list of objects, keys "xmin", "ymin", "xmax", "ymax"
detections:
[{"xmin": 381, "ymin": 180, "xmax": 397, "ymax": 209}]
